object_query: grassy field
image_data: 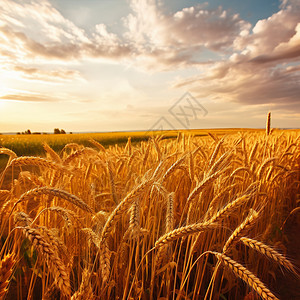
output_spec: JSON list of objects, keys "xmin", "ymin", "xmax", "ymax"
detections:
[
  {"xmin": 0, "ymin": 128, "xmax": 299, "ymax": 299},
  {"xmin": 0, "ymin": 129, "xmax": 255, "ymax": 170}
]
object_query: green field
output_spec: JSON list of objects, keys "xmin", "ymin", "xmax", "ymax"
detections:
[{"xmin": 0, "ymin": 128, "xmax": 264, "ymax": 169}]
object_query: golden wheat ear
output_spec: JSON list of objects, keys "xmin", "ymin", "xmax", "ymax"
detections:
[
  {"xmin": 20, "ymin": 226, "xmax": 71, "ymax": 297},
  {"xmin": 240, "ymin": 237, "xmax": 299, "ymax": 277},
  {"xmin": 266, "ymin": 112, "xmax": 271, "ymax": 136},
  {"xmin": 212, "ymin": 252, "xmax": 279, "ymax": 300},
  {"xmin": 222, "ymin": 209, "xmax": 259, "ymax": 253},
  {"xmin": 71, "ymin": 269, "xmax": 94, "ymax": 300},
  {"xmin": 0, "ymin": 253, "xmax": 16, "ymax": 300}
]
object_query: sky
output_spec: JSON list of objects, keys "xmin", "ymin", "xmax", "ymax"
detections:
[{"xmin": 0, "ymin": 0, "xmax": 299, "ymax": 133}]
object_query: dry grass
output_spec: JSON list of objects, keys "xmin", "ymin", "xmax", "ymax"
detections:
[{"xmin": 0, "ymin": 128, "xmax": 299, "ymax": 299}]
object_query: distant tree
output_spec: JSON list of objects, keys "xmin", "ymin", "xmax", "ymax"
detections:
[
  {"xmin": 25, "ymin": 129, "xmax": 31, "ymax": 134},
  {"xmin": 54, "ymin": 128, "xmax": 66, "ymax": 134}
]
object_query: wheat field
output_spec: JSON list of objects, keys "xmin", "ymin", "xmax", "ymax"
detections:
[{"xmin": 0, "ymin": 129, "xmax": 299, "ymax": 299}]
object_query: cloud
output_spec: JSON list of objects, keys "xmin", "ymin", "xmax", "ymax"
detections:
[
  {"xmin": 173, "ymin": 0, "xmax": 300, "ymax": 111},
  {"xmin": 121, "ymin": 0, "xmax": 250, "ymax": 69},
  {"xmin": 0, "ymin": 92, "xmax": 60, "ymax": 102},
  {"xmin": 0, "ymin": 0, "xmax": 299, "ymax": 113},
  {"xmin": 0, "ymin": 0, "xmax": 250, "ymax": 70},
  {"xmin": 13, "ymin": 65, "xmax": 83, "ymax": 82}
]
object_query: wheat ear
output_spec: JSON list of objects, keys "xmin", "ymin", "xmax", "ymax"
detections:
[
  {"xmin": 258, "ymin": 157, "xmax": 277, "ymax": 179},
  {"xmin": 17, "ymin": 187, "xmax": 93, "ymax": 213},
  {"xmin": 126, "ymin": 198, "xmax": 142, "ymax": 239},
  {"xmin": 71, "ymin": 269, "xmax": 93, "ymax": 300},
  {"xmin": 43, "ymin": 143, "xmax": 61, "ymax": 164},
  {"xmin": 222, "ymin": 209, "xmax": 259, "ymax": 253},
  {"xmin": 89, "ymin": 139, "xmax": 106, "ymax": 152},
  {"xmin": 125, "ymin": 137, "xmax": 132, "ymax": 156},
  {"xmin": 142, "ymin": 143, "xmax": 151, "ymax": 165},
  {"xmin": 208, "ymin": 139, "xmax": 223, "ymax": 169},
  {"xmin": 206, "ymin": 183, "xmax": 238, "ymax": 219},
  {"xmin": 166, "ymin": 193, "xmax": 174, "ymax": 233},
  {"xmin": 155, "ymin": 193, "xmax": 175, "ymax": 269},
  {"xmin": 100, "ymin": 241, "xmax": 111, "ymax": 283},
  {"xmin": 0, "ymin": 148, "xmax": 17, "ymax": 166},
  {"xmin": 107, "ymin": 160, "xmax": 118, "ymax": 204},
  {"xmin": 266, "ymin": 112, "xmax": 271, "ymax": 136},
  {"xmin": 210, "ymin": 194, "xmax": 251, "ymax": 224},
  {"xmin": 240, "ymin": 237, "xmax": 298, "ymax": 276},
  {"xmin": 9, "ymin": 157, "xmax": 60, "ymax": 169},
  {"xmin": 0, "ymin": 253, "xmax": 16, "ymax": 300},
  {"xmin": 81, "ymin": 228, "xmax": 101, "ymax": 249},
  {"xmin": 208, "ymin": 150, "xmax": 233, "ymax": 176},
  {"xmin": 63, "ymin": 147, "xmax": 98, "ymax": 165},
  {"xmin": 0, "ymin": 190, "xmax": 10, "ymax": 202},
  {"xmin": 152, "ymin": 138, "xmax": 162, "ymax": 161},
  {"xmin": 186, "ymin": 169, "xmax": 224, "ymax": 208},
  {"xmin": 99, "ymin": 179, "xmax": 153, "ymax": 281},
  {"xmin": 162, "ymin": 156, "xmax": 186, "ymax": 182},
  {"xmin": 248, "ymin": 142, "xmax": 258, "ymax": 164},
  {"xmin": 100, "ymin": 179, "xmax": 153, "ymax": 242},
  {"xmin": 212, "ymin": 252, "xmax": 279, "ymax": 300},
  {"xmin": 20, "ymin": 226, "xmax": 71, "ymax": 296},
  {"xmin": 191, "ymin": 195, "xmax": 250, "ymax": 252},
  {"xmin": 155, "ymin": 221, "xmax": 217, "ymax": 249}
]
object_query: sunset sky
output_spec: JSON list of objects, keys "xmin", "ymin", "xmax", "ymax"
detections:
[{"xmin": 0, "ymin": 0, "xmax": 299, "ymax": 132}]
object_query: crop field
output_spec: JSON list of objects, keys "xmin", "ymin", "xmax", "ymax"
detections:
[{"xmin": 0, "ymin": 128, "xmax": 299, "ymax": 299}]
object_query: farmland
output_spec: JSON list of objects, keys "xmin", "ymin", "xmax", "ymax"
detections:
[{"xmin": 0, "ymin": 128, "xmax": 299, "ymax": 299}]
